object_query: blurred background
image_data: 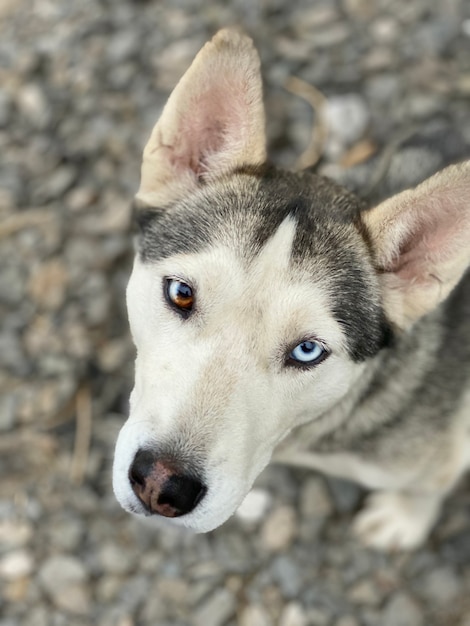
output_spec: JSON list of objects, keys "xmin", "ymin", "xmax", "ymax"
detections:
[{"xmin": 1, "ymin": 0, "xmax": 470, "ymax": 625}]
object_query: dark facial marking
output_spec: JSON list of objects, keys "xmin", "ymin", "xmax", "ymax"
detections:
[{"xmin": 135, "ymin": 166, "xmax": 393, "ymax": 361}]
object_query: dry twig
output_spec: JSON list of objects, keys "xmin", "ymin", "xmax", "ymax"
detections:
[
  {"xmin": 284, "ymin": 76, "xmax": 329, "ymax": 171},
  {"xmin": 0, "ymin": 209, "xmax": 56, "ymax": 239},
  {"xmin": 70, "ymin": 385, "xmax": 93, "ymax": 485}
]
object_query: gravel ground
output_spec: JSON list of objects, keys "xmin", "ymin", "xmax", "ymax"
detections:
[{"xmin": 1, "ymin": 1, "xmax": 470, "ymax": 625}]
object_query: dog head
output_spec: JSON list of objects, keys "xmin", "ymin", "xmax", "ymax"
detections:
[{"xmin": 113, "ymin": 30, "xmax": 470, "ymax": 532}]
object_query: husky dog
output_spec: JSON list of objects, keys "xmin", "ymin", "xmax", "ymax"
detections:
[{"xmin": 113, "ymin": 29, "xmax": 470, "ymax": 550}]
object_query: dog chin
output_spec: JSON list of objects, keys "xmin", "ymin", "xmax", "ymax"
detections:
[{"xmin": 114, "ymin": 476, "xmax": 246, "ymax": 534}]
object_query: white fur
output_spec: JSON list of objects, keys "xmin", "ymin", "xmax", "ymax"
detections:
[{"xmin": 113, "ymin": 218, "xmax": 360, "ymax": 532}]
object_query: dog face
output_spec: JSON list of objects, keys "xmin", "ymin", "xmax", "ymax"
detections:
[
  {"xmin": 113, "ymin": 30, "xmax": 470, "ymax": 532},
  {"xmin": 113, "ymin": 168, "xmax": 391, "ymax": 532}
]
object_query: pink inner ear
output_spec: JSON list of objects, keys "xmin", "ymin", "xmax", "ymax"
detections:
[
  {"xmin": 172, "ymin": 84, "xmax": 246, "ymax": 180},
  {"xmin": 389, "ymin": 195, "xmax": 467, "ymax": 284}
]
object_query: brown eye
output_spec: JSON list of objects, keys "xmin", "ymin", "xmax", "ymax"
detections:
[{"xmin": 166, "ymin": 278, "xmax": 194, "ymax": 316}]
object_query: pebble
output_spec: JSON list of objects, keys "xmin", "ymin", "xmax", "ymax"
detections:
[
  {"xmin": 236, "ymin": 488, "xmax": 272, "ymax": 524},
  {"xmin": 325, "ymin": 477, "xmax": 363, "ymax": 514},
  {"xmin": 325, "ymin": 94, "xmax": 370, "ymax": 146},
  {"xmin": 46, "ymin": 515, "xmax": 84, "ymax": 551},
  {"xmin": 270, "ymin": 556, "xmax": 303, "ymax": 598},
  {"xmin": 16, "ymin": 83, "xmax": 50, "ymax": 128},
  {"xmin": 32, "ymin": 166, "xmax": 77, "ymax": 203},
  {"xmin": 305, "ymin": 607, "xmax": 330, "ymax": 626},
  {"xmin": 0, "ymin": 550, "xmax": 34, "ymax": 580},
  {"xmin": 38, "ymin": 554, "xmax": 87, "ymax": 596},
  {"xmin": 347, "ymin": 579, "xmax": 381, "ymax": 607},
  {"xmin": 239, "ymin": 604, "xmax": 273, "ymax": 626},
  {"xmin": 0, "ymin": 394, "xmax": 16, "ymax": 431},
  {"xmin": 0, "ymin": 520, "xmax": 32, "ymax": 548},
  {"xmin": 27, "ymin": 258, "xmax": 68, "ymax": 310},
  {"xmin": 53, "ymin": 583, "xmax": 91, "ymax": 615},
  {"xmin": 260, "ymin": 505, "xmax": 297, "ymax": 552},
  {"xmin": 381, "ymin": 593, "xmax": 423, "ymax": 626},
  {"xmin": 99, "ymin": 543, "xmax": 136, "ymax": 575},
  {"xmin": 334, "ymin": 618, "xmax": 360, "ymax": 626},
  {"xmin": 279, "ymin": 602, "xmax": 308, "ymax": 626},
  {"xmin": 0, "ymin": 90, "xmax": 11, "ymax": 127},
  {"xmin": 192, "ymin": 588, "xmax": 237, "ymax": 626},
  {"xmin": 299, "ymin": 476, "xmax": 333, "ymax": 519},
  {"xmin": 418, "ymin": 566, "xmax": 461, "ymax": 606}
]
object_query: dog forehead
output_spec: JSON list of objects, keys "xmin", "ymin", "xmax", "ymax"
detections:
[
  {"xmin": 133, "ymin": 170, "xmax": 391, "ymax": 361},
  {"xmin": 135, "ymin": 168, "xmax": 362, "ymax": 265}
]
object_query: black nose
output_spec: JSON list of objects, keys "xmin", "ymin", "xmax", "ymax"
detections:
[{"xmin": 129, "ymin": 449, "xmax": 206, "ymax": 517}]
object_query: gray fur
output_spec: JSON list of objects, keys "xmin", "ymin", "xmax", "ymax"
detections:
[{"xmin": 136, "ymin": 166, "xmax": 392, "ymax": 362}]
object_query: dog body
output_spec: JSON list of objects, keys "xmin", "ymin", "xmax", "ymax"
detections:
[{"xmin": 113, "ymin": 30, "xmax": 470, "ymax": 550}]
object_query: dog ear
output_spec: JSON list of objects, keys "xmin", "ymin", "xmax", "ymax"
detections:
[
  {"xmin": 362, "ymin": 161, "xmax": 470, "ymax": 329},
  {"xmin": 137, "ymin": 29, "xmax": 266, "ymax": 207}
]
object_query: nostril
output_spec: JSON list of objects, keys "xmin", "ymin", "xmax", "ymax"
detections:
[
  {"xmin": 128, "ymin": 449, "xmax": 156, "ymax": 488},
  {"xmin": 128, "ymin": 448, "xmax": 206, "ymax": 517},
  {"xmin": 157, "ymin": 475, "xmax": 207, "ymax": 517},
  {"xmin": 129, "ymin": 465, "xmax": 144, "ymax": 487}
]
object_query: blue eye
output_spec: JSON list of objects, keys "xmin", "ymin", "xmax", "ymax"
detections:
[{"xmin": 288, "ymin": 340, "xmax": 327, "ymax": 367}]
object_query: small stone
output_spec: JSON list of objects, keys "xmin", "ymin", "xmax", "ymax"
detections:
[
  {"xmin": 32, "ymin": 166, "xmax": 77, "ymax": 202},
  {"xmin": 236, "ymin": 488, "xmax": 272, "ymax": 524},
  {"xmin": 118, "ymin": 575, "xmax": 150, "ymax": 614},
  {"xmin": 325, "ymin": 477, "xmax": 363, "ymax": 514},
  {"xmin": 299, "ymin": 477, "xmax": 333, "ymax": 519},
  {"xmin": 4, "ymin": 576, "xmax": 30, "ymax": 602},
  {"xmin": 53, "ymin": 583, "xmax": 91, "ymax": 615},
  {"xmin": 107, "ymin": 31, "xmax": 139, "ymax": 63},
  {"xmin": 38, "ymin": 554, "xmax": 90, "ymax": 615},
  {"xmin": 240, "ymin": 604, "xmax": 273, "ymax": 626},
  {"xmin": 99, "ymin": 543, "xmax": 136, "ymax": 575},
  {"xmin": 271, "ymin": 556, "xmax": 303, "ymax": 598},
  {"xmin": 97, "ymin": 339, "xmax": 130, "ymax": 373},
  {"xmin": 418, "ymin": 566, "xmax": 461, "ymax": 606},
  {"xmin": 0, "ymin": 520, "xmax": 32, "ymax": 548},
  {"xmin": 28, "ymin": 258, "xmax": 68, "ymax": 310},
  {"xmin": 77, "ymin": 190, "xmax": 131, "ymax": 234},
  {"xmin": 279, "ymin": 602, "xmax": 307, "ymax": 626},
  {"xmin": 408, "ymin": 93, "xmax": 444, "ymax": 119},
  {"xmin": 458, "ymin": 614, "xmax": 470, "ymax": 626},
  {"xmin": 66, "ymin": 186, "xmax": 98, "ymax": 212},
  {"xmin": 23, "ymin": 606, "xmax": 49, "ymax": 626},
  {"xmin": 457, "ymin": 74, "xmax": 470, "ymax": 96},
  {"xmin": 38, "ymin": 554, "xmax": 87, "ymax": 596},
  {"xmin": 154, "ymin": 38, "xmax": 203, "ymax": 91},
  {"xmin": 343, "ymin": 0, "xmax": 376, "ymax": 19},
  {"xmin": 305, "ymin": 607, "xmax": 330, "ymax": 626},
  {"xmin": 0, "ymin": 550, "xmax": 34, "ymax": 580},
  {"xmin": 193, "ymin": 588, "xmax": 236, "ymax": 626},
  {"xmin": 141, "ymin": 589, "xmax": 168, "ymax": 623},
  {"xmin": 325, "ymin": 95, "xmax": 369, "ymax": 146},
  {"xmin": 46, "ymin": 515, "xmax": 84, "ymax": 551},
  {"xmin": 297, "ymin": 6, "xmax": 339, "ymax": 30},
  {"xmin": 371, "ymin": 18, "xmax": 399, "ymax": 43},
  {"xmin": 261, "ymin": 506, "xmax": 297, "ymax": 552},
  {"xmin": 157, "ymin": 577, "xmax": 189, "ymax": 604},
  {"xmin": 96, "ymin": 575, "xmax": 123, "ymax": 603},
  {"xmin": 335, "ymin": 618, "xmax": 359, "ymax": 626},
  {"xmin": 348, "ymin": 579, "xmax": 381, "ymax": 606},
  {"xmin": 0, "ymin": 330, "xmax": 28, "ymax": 376},
  {"xmin": 0, "ymin": 394, "xmax": 16, "ymax": 431},
  {"xmin": 0, "ymin": 89, "xmax": 11, "ymax": 127},
  {"xmin": 16, "ymin": 83, "xmax": 50, "ymax": 128},
  {"xmin": 311, "ymin": 23, "xmax": 350, "ymax": 48},
  {"xmin": 381, "ymin": 593, "xmax": 423, "ymax": 626}
]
